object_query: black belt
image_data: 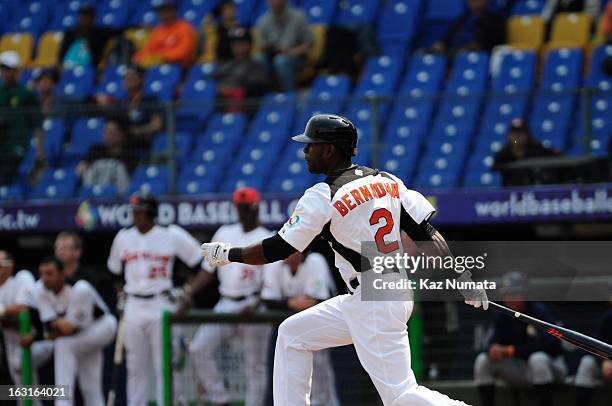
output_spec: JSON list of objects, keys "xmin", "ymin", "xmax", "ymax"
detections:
[
  {"xmin": 349, "ymin": 277, "xmax": 360, "ymax": 291},
  {"xmin": 129, "ymin": 290, "xmax": 170, "ymax": 299},
  {"xmin": 223, "ymin": 293, "xmax": 258, "ymax": 301}
]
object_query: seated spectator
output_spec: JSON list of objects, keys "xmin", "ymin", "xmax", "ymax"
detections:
[
  {"xmin": 0, "ymin": 51, "xmax": 45, "ymax": 184},
  {"xmin": 97, "ymin": 65, "xmax": 163, "ymax": 158},
  {"xmin": 133, "ymin": 0, "xmax": 198, "ymax": 68},
  {"xmin": 254, "ymin": 0, "xmax": 314, "ymax": 91},
  {"xmin": 213, "ymin": 27, "xmax": 271, "ymax": 109},
  {"xmin": 214, "ymin": 0, "xmax": 240, "ymax": 61},
  {"xmin": 493, "ymin": 118, "xmax": 559, "ymax": 184},
  {"xmin": 573, "ymin": 288, "xmax": 612, "ymax": 405},
  {"xmin": 474, "ymin": 272, "xmax": 567, "ymax": 406},
  {"xmin": 432, "ymin": 0, "xmax": 505, "ymax": 56},
  {"xmin": 59, "ymin": 3, "xmax": 120, "ymax": 69},
  {"xmin": 34, "ymin": 68, "xmax": 60, "ymax": 117},
  {"xmin": 76, "ymin": 119, "xmax": 131, "ymax": 195}
]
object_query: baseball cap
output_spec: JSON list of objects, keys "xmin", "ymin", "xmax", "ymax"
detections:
[
  {"xmin": 153, "ymin": 0, "xmax": 177, "ymax": 9},
  {"xmin": 509, "ymin": 118, "xmax": 528, "ymax": 132},
  {"xmin": 0, "ymin": 51, "xmax": 21, "ymax": 69},
  {"xmin": 233, "ymin": 187, "xmax": 260, "ymax": 205},
  {"xmin": 229, "ymin": 27, "xmax": 252, "ymax": 43}
]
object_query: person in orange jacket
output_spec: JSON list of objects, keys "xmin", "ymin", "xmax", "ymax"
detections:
[{"xmin": 133, "ymin": 0, "xmax": 198, "ymax": 68}]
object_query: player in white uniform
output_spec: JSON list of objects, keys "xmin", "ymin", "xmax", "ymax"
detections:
[
  {"xmin": 202, "ymin": 115, "xmax": 488, "ymax": 406},
  {"xmin": 107, "ymin": 192, "xmax": 206, "ymax": 406},
  {"xmin": 28, "ymin": 256, "xmax": 117, "ymax": 406},
  {"xmin": 187, "ymin": 188, "xmax": 272, "ymax": 406},
  {"xmin": 0, "ymin": 250, "xmax": 53, "ymax": 392},
  {"xmin": 262, "ymin": 251, "xmax": 340, "ymax": 406}
]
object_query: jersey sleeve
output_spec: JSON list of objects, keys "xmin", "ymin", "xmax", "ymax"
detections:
[
  {"xmin": 387, "ymin": 173, "xmax": 435, "ymax": 225},
  {"xmin": 65, "ymin": 281, "xmax": 98, "ymax": 327},
  {"xmin": 169, "ymin": 225, "xmax": 206, "ymax": 268},
  {"xmin": 303, "ymin": 253, "xmax": 332, "ymax": 300},
  {"xmin": 261, "ymin": 263, "xmax": 283, "ymax": 300},
  {"xmin": 278, "ymin": 183, "xmax": 332, "ymax": 252},
  {"xmin": 13, "ymin": 270, "xmax": 36, "ymax": 306},
  {"xmin": 34, "ymin": 285, "xmax": 57, "ymax": 323},
  {"xmin": 107, "ymin": 230, "xmax": 125, "ymax": 274}
]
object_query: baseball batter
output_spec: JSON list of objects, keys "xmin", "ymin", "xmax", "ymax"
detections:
[
  {"xmin": 202, "ymin": 114, "xmax": 487, "ymax": 405},
  {"xmin": 30, "ymin": 256, "xmax": 117, "ymax": 406},
  {"xmin": 262, "ymin": 251, "xmax": 340, "ymax": 406},
  {"xmin": 107, "ymin": 192, "xmax": 205, "ymax": 406},
  {"xmin": 187, "ymin": 188, "xmax": 272, "ymax": 406},
  {"xmin": 0, "ymin": 250, "xmax": 53, "ymax": 392}
]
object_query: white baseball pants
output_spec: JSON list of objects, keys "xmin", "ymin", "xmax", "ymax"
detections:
[
  {"xmin": 273, "ymin": 292, "xmax": 468, "ymax": 406},
  {"xmin": 310, "ymin": 349, "xmax": 340, "ymax": 406},
  {"xmin": 54, "ymin": 314, "xmax": 117, "ymax": 406},
  {"xmin": 123, "ymin": 295, "xmax": 174, "ymax": 406}
]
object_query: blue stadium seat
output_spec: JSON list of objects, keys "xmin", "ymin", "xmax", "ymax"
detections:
[
  {"xmin": 445, "ymin": 52, "xmax": 490, "ymax": 95},
  {"xmin": 0, "ymin": 183, "xmax": 24, "ymax": 201},
  {"xmin": 55, "ymin": 66, "xmax": 96, "ymax": 102},
  {"xmin": 417, "ymin": 0, "xmax": 465, "ymax": 47},
  {"xmin": 180, "ymin": 0, "xmax": 221, "ymax": 27},
  {"xmin": 10, "ymin": 0, "xmax": 50, "ymax": 38},
  {"xmin": 127, "ymin": 165, "xmax": 169, "ymax": 196},
  {"xmin": 384, "ymin": 99, "xmax": 434, "ymax": 144},
  {"xmin": 295, "ymin": 75, "xmax": 351, "ymax": 132},
  {"xmin": 235, "ymin": 0, "xmax": 260, "ymax": 26},
  {"xmin": 79, "ymin": 184, "xmax": 119, "ymax": 199},
  {"xmin": 267, "ymin": 145, "xmax": 316, "ymax": 192},
  {"xmin": 399, "ymin": 53, "xmax": 446, "ymax": 97},
  {"xmin": 302, "ymin": 0, "xmax": 337, "ymax": 24},
  {"xmin": 511, "ymin": 0, "xmax": 545, "ymax": 15},
  {"xmin": 63, "ymin": 117, "xmax": 105, "ymax": 164},
  {"xmin": 414, "ymin": 169, "xmax": 460, "ymax": 189},
  {"xmin": 30, "ymin": 167, "xmax": 79, "ymax": 199},
  {"xmin": 377, "ymin": 0, "xmax": 421, "ymax": 49},
  {"xmin": 378, "ymin": 141, "xmax": 420, "ymax": 180},
  {"xmin": 353, "ymin": 54, "xmax": 404, "ymax": 97},
  {"xmin": 492, "ymin": 50, "xmax": 536, "ymax": 94},
  {"xmin": 586, "ymin": 44, "xmax": 612, "ymax": 91},
  {"xmin": 177, "ymin": 161, "xmax": 223, "ymax": 195},
  {"xmin": 252, "ymin": 0, "xmax": 300, "ymax": 25},
  {"xmin": 143, "ymin": 64, "xmax": 181, "ymax": 102},
  {"xmin": 96, "ymin": 64, "xmax": 128, "ymax": 100},
  {"xmin": 129, "ymin": 0, "xmax": 158, "ymax": 26},
  {"xmin": 49, "ymin": 0, "xmax": 81, "ymax": 31},
  {"xmin": 177, "ymin": 69, "xmax": 216, "ymax": 132},
  {"xmin": 150, "ymin": 133, "xmax": 194, "ymax": 162},
  {"xmin": 19, "ymin": 67, "xmax": 40, "ymax": 89},
  {"xmin": 41, "ymin": 118, "xmax": 66, "ymax": 167},
  {"xmin": 335, "ymin": 0, "xmax": 381, "ymax": 25},
  {"xmin": 540, "ymin": 48, "xmax": 583, "ymax": 92},
  {"xmin": 463, "ymin": 171, "xmax": 502, "ymax": 187},
  {"xmin": 96, "ymin": 0, "xmax": 132, "ymax": 28},
  {"xmin": 0, "ymin": 1, "xmax": 15, "ymax": 35},
  {"xmin": 466, "ymin": 148, "xmax": 497, "ymax": 173}
]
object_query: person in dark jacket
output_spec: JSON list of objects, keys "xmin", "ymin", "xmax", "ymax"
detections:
[
  {"xmin": 59, "ymin": 3, "xmax": 120, "ymax": 68},
  {"xmin": 474, "ymin": 272, "xmax": 567, "ymax": 406},
  {"xmin": 432, "ymin": 0, "xmax": 505, "ymax": 56}
]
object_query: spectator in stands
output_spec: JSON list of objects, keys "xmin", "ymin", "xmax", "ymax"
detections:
[
  {"xmin": 0, "ymin": 51, "xmax": 45, "ymax": 185},
  {"xmin": 133, "ymin": 0, "xmax": 198, "ymax": 68},
  {"xmin": 214, "ymin": 0, "xmax": 240, "ymax": 61},
  {"xmin": 76, "ymin": 119, "xmax": 131, "ymax": 195},
  {"xmin": 59, "ymin": 3, "xmax": 119, "ymax": 69},
  {"xmin": 474, "ymin": 272, "xmax": 567, "ymax": 406},
  {"xmin": 34, "ymin": 68, "xmax": 60, "ymax": 117},
  {"xmin": 254, "ymin": 0, "xmax": 314, "ymax": 91},
  {"xmin": 542, "ymin": 0, "xmax": 601, "ymax": 24},
  {"xmin": 431, "ymin": 0, "xmax": 505, "ymax": 55},
  {"xmin": 213, "ymin": 27, "xmax": 271, "ymax": 109},
  {"xmin": 54, "ymin": 231, "xmax": 116, "ymax": 310},
  {"xmin": 573, "ymin": 282, "xmax": 612, "ymax": 405},
  {"xmin": 493, "ymin": 118, "xmax": 559, "ymax": 184}
]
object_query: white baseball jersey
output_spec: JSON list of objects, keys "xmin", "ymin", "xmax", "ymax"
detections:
[
  {"xmin": 0, "ymin": 270, "xmax": 36, "ymax": 309},
  {"xmin": 107, "ymin": 224, "xmax": 204, "ymax": 295},
  {"xmin": 278, "ymin": 165, "xmax": 435, "ymax": 288},
  {"xmin": 33, "ymin": 280, "xmax": 109, "ymax": 329},
  {"xmin": 206, "ymin": 224, "xmax": 272, "ymax": 298},
  {"xmin": 262, "ymin": 253, "xmax": 333, "ymax": 301}
]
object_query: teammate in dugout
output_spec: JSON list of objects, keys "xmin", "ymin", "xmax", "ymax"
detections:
[
  {"xmin": 201, "ymin": 114, "xmax": 488, "ymax": 405},
  {"xmin": 185, "ymin": 188, "xmax": 273, "ymax": 406},
  {"xmin": 107, "ymin": 192, "xmax": 207, "ymax": 406},
  {"xmin": 23, "ymin": 256, "xmax": 117, "ymax": 406},
  {"xmin": 262, "ymin": 251, "xmax": 340, "ymax": 406}
]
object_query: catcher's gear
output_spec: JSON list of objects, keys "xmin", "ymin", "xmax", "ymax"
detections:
[
  {"xmin": 129, "ymin": 191, "xmax": 158, "ymax": 219},
  {"xmin": 292, "ymin": 114, "xmax": 358, "ymax": 157},
  {"xmin": 201, "ymin": 242, "xmax": 232, "ymax": 267}
]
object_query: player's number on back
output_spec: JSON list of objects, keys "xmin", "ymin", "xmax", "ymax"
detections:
[
  {"xmin": 148, "ymin": 266, "xmax": 167, "ymax": 279},
  {"xmin": 369, "ymin": 208, "xmax": 400, "ymax": 254}
]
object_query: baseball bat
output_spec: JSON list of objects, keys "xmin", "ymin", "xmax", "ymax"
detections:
[
  {"xmin": 488, "ymin": 301, "xmax": 612, "ymax": 360},
  {"xmin": 106, "ymin": 317, "xmax": 125, "ymax": 406}
]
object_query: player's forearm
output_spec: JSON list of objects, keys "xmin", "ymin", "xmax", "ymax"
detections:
[
  {"xmin": 228, "ymin": 243, "xmax": 268, "ymax": 265},
  {"xmin": 189, "ymin": 270, "xmax": 214, "ymax": 296},
  {"xmin": 1, "ymin": 304, "xmax": 29, "ymax": 317}
]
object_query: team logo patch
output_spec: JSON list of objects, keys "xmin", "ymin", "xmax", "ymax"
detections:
[
  {"xmin": 75, "ymin": 201, "xmax": 98, "ymax": 231},
  {"xmin": 287, "ymin": 211, "xmax": 301, "ymax": 227}
]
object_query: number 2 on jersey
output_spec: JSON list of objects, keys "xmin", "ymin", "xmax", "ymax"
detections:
[{"xmin": 369, "ymin": 208, "xmax": 399, "ymax": 254}]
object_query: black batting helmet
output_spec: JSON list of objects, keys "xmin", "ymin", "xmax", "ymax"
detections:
[
  {"xmin": 292, "ymin": 114, "xmax": 358, "ymax": 157},
  {"xmin": 129, "ymin": 191, "xmax": 158, "ymax": 219}
]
